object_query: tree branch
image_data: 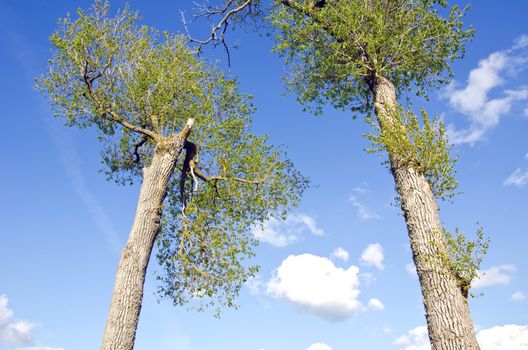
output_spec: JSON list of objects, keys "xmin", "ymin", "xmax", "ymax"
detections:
[
  {"xmin": 80, "ymin": 61, "xmax": 160, "ymax": 141},
  {"xmin": 181, "ymin": 0, "xmax": 254, "ymax": 65}
]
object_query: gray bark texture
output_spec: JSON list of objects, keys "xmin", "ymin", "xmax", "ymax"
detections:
[
  {"xmin": 373, "ymin": 76, "xmax": 480, "ymax": 350},
  {"xmin": 100, "ymin": 135, "xmax": 186, "ymax": 350}
]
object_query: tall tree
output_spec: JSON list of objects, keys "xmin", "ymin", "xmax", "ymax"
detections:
[
  {"xmin": 268, "ymin": 1, "xmax": 480, "ymax": 349},
  {"xmin": 37, "ymin": 2, "xmax": 306, "ymax": 350}
]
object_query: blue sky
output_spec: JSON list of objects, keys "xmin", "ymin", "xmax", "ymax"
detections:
[{"xmin": 0, "ymin": 1, "xmax": 527, "ymax": 349}]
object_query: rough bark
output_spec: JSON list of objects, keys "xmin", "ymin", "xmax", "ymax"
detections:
[
  {"xmin": 373, "ymin": 76, "xmax": 480, "ymax": 350},
  {"xmin": 100, "ymin": 135, "xmax": 186, "ymax": 350}
]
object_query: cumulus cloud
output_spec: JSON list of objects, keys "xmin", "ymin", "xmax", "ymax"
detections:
[
  {"xmin": 443, "ymin": 34, "xmax": 528, "ymax": 144},
  {"xmin": 267, "ymin": 254, "xmax": 365, "ymax": 321},
  {"xmin": 0, "ymin": 295, "xmax": 62, "ymax": 350},
  {"xmin": 503, "ymin": 168, "xmax": 528, "ymax": 187},
  {"xmin": 511, "ymin": 291, "xmax": 526, "ymax": 302},
  {"xmin": 478, "ymin": 324, "xmax": 528, "ymax": 349},
  {"xmin": 360, "ymin": 243, "xmax": 384, "ymax": 270},
  {"xmin": 331, "ymin": 247, "xmax": 350, "ymax": 262},
  {"xmin": 306, "ymin": 343, "xmax": 332, "ymax": 350},
  {"xmin": 368, "ymin": 298, "xmax": 385, "ymax": 311},
  {"xmin": 0, "ymin": 295, "xmax": 33, "ymax": 347},
  {"xmin": 252, "ymin": 214, "xmax": 324, "ymax": 247},
  {"xmin": 472, "ymin": 265, "xmax": 516, "ymax": 288},
  {"xmin": 395, "ymin": 324, "xmax": 528, "ymax": 350},
  {"xmin": 394, "ymin": 325, "xmax": 429, "ymax": 350}
]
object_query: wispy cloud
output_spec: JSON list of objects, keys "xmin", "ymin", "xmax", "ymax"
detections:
[
  {"xmin": 0, "ymin": 295, "xmax": 63, "ymax": 350},
  {"xmin": 472, "ymin": 264, "xmax": 516, "ymax": 288},
  {"xmin": 504, "ymin": 168, "xmax": 528, "ymax": 188},
  {"xmin": 252, "ymin": 213, "xmax": 324, "ymax": 247},
  {"xmin": 443, "ymin": 34, "xmax": 528, "ymax": 144},
  {"xmin": 50, "ymin": 127, "xmax": 122, "ymax": 253},
  {"xmin": 405, "ymin": 263, "xmax": 418, "ymax": 278},
  {"xmin": 348, "ymin": 186, "xmax": 381, "ymax": 220}
]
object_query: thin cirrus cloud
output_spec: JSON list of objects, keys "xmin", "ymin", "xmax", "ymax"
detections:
[
  {"xmin": 395, "ymin": 324, "xmax": 528, "ymax": 350},
  {"xmin": 251, "ymin": 214, "xmax": 324, "ymax": 247},
  {"xmin": 360, "ymin": 243, "xmax": 385, "ymax": 270},
  {"xmin": 503, "ymin": 168, "xmax": 528, "ymax": 188},
  {"xmin": 443, "ymin": 34, "xmax": 528, "ymax": 145},
  {"xmin": 266, "ymin": 253, "xmax": 379, "ymax": 321},
  {"xmin": 0, "ymin": 295, "xmax": 63, "ymax": 350},
  {"xmin": 471, "ymin": 264, "xmax": 516, "ymax": 288},
  {"xmin": 349, "ymin": 194, "xmax": 381, "ymax": 221}
]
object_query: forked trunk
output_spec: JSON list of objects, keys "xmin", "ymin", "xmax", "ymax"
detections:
[
  {"xmin": 373, "ymin": 76, "xmax": 480, "ymax": 349},
  {"xmin": 100, "ymin": 136, "xmax": 185, "ymax": 350}
]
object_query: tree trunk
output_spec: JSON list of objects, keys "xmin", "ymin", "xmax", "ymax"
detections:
[
  {"xmin": 373, "ymin": 76, "xmax": 480, "ymax": 349},
  {"xmin": 100, "ymin": 136, "xmax": 185, "ymax": 350}
]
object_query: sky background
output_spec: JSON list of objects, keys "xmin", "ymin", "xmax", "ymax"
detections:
[{"xmin": 0, "ymin": 1, "xmax": 527, "ymax": 350}]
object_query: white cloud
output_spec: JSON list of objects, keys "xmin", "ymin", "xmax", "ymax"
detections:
[
  {"xmin": 405, "ymin": 263, "xmax": 418, "ymax": 278},
  {"xmin": 266, "ymin": 254, "xmax": 365, "ymax": 321},
  {"xmin": 1, "ymin": 320, "xmax": 34, "ymax": 346},
  {"xmin": 360, "ymin": 243, "xmax": 384, "ymax": 270},
  {"xmin": 0, "ymin": 296, "xmax": 14, "ymax": 327},
  {"xmin": 472, "ymin": 265, "xmax": 516, "ymax": 288},
  {"xmin": 0, "ymin": 295, "xmax": 62, "ymax": 350},
  {"xmin": 349, "ymin": 195, "xmax": 381, "ymax": 220},
  {"xmin": 395, "ymin": 324, "xmax": 528, "ymax": 350},
  {"xmin": 478, "ymin": 324, "xmax": 528, "ymax": 349},
  {"xmin": 504, "ymin": 168, "xmax": 528, "ymax": 187},
  {"xmin": 511, "ymin": 291, "xmax": 526, "ymax": 302},
  {"xmin": 17, "ymin": 348, "xmax": 65, "ymax": 350},
  {"xmin": 394, "ymin": 325, "xmax": 429, "ymax": 350},
  {"xmin": 0, "ymin": 295, "xmax": 34, "ymax": 347},
  {"xmin": 444, "ymin": 35, "xmax": 528, "ymax": 144},
  {"xmin": 331, "ymin": 247, "xmax": 349, "ymax": 262},
  {"xmin": 306, "ymin": 343, "xmax": 332, "ymax": 350},
  {"xmin": 368, "ymin": 298, "xmax": 385, "ymax": 311},
  {"xmin": 252, "ymin": 214, "xmax": 324, "ymax": 247}
]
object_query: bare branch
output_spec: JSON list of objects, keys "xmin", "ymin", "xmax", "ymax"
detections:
[{"xmin": 180, "ymin": 0, "xmax": 253, "ymax": 64}]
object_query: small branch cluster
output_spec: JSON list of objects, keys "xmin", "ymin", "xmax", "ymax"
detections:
[
  {"xmin": 181, "ymin": 0, "xmax": 255, "ymax": 65},
  {"xmin": 365, "ymin": 106, "xmax": 459, "ymax": 201}
]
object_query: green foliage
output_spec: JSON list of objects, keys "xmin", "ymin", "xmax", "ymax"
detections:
[
  {"xmin": 444, "ymin": 224, "xmax": 490, "ymax": 298},
  {"xmin": 270, "ymin": 0, "xmax": 473, "ymax": 114},
  {"xmin": 366, "ymin": 107, "xmax": 458, "ymax": 201},
  {"xmin": 37, "ymin": 1, "xmax": 307, "ymax": 314}
]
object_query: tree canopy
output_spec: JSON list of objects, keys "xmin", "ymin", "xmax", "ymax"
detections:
[
  {"xmin": 37, "ymin": 1, "xmax": 307, "ymax": 314},
  {"xmin": 271, "ymin": 0, "xmax": 473, "ymax": 114}
]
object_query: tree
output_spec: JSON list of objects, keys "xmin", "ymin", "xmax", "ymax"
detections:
[
  {"xmin": 37, "ymin": 2, "xmax": 306, "ymax": 350},
  {"xmin": 267, "ymin": 1, "xmax": 480, "ymax": 349}
]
